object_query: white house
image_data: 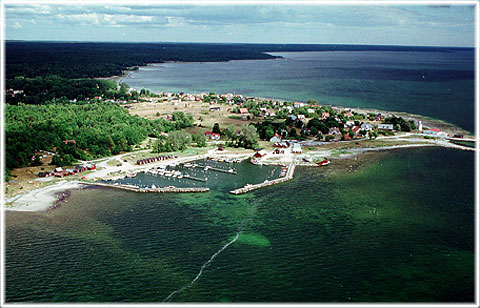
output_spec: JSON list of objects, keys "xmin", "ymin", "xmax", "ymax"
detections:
[
  {"xmin": 360, "ymin": 123, "xmax": 373, "ymax": 131},
  {"xmin": 269, "ymin": 133, "xmax": 282, "ymax": 143},
  {"xmin": 378, "ymin": 124, "xmax": 394, "ymax": 130},
  {"xmin": 292, "ymin": 143, "xmax": 302, "ymax": 154}
]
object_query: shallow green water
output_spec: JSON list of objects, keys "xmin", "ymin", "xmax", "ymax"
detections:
[{"xmin": 5, "ymin": 147, "xmax": 474, "ymax": 303}]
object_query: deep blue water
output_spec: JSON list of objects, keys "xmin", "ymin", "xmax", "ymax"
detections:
[{"xmin": 123, "ymin": 49, "xmax": 475, "ymax": 132}]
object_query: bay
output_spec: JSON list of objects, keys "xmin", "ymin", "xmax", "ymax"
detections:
[
  {"xmin": 122, "ymin": 49, "xmax": 475, "ymax": 132},
  {"xmin": 5, "ymin": 147, "xmax": 475, "ymax": 303}
]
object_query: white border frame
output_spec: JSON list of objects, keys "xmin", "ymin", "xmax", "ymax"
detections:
[{"xmin": 1, "ymin": 1, "xmax": 478, "ymax": 307}]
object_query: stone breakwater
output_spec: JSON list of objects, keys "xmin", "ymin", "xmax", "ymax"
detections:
[
  {"xmin": 229, "ymin": 163, "xmax": 295, "ymax": 195},
  {"xmin": 78, "ymin": 182, "xmax": 209, "ymax": 193}
]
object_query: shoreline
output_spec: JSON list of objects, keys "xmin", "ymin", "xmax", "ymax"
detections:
[
  {"xmin": 4, "ymin": 141, "xmax": 473, "ymax": 212},
  {"xmin": 116, "ymin": 62, "xmax": 473, "ymax": 136},
  {"xmin": 4, "ymin": 180, "xmax": 85, "ymax": 212}
]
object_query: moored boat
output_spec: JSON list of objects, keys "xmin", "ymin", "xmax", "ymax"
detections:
[{"xmin": 317, "ymin": 159, "xmax": 330, "ymax": 166}]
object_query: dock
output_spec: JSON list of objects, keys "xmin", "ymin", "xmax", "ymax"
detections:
[
  {"xmin": 78, "ymin": 182, "xmax": 209, "ymax": 193},
  {"xmin": 194, "ymin": 164, "xmax": 237, "ymax": 175},
  {"xmin": 229, "ymin": 162, "xmax": 295, "ymax": 195},
  {"xmin": 182, "ymin": 174, "xmax": 208, "ymax": 182}
]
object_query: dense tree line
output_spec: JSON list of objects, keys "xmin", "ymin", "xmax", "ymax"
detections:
[
  {"xmin": 6, "ymin": 103, "xmax": 192, "ymax": 171},
  {"xmin": 6, "ymin": 42, "xmax": 463, "ymax": 80},
  {"xmin": 383, "ymin": 116, "xmax": 416, "ymax": 132},
  {"xmin": 6, "ymin": 42, "xmax": 280, "ymax": 79},
  {"xmin": 6, "ymin": 76, "xmax": 130, "ymax": 105}
]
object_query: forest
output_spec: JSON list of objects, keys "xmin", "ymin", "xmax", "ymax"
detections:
[
  {"xmin": 6, "ymin": 103, "xmax": 192, "ymax": 171},
  {"xmin": 6, "ymin": 41, "xmax": 465, "ymax": 80}
]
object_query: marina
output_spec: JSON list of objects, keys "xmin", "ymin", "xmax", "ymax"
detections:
[
  {"xmin": 229, "ymin": 162, "xmax": 296, "ymax": 195},
  {"xmin": 78, "ymin": 181, "xmax": 209, "ymax": 193}
]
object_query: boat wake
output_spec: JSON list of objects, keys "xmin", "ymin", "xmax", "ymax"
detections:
[{"xmin": 163, "ymin": 232, "xmax": 241, "ymax": 302}]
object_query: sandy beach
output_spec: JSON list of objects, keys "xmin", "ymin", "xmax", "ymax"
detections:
[
  {"xmin": 4, "ymin": 180, "xmax": 85, "ymax": 212},
  {"xmin": 4, "ymin": 133, "xmax": 474, "ymax": 212}
]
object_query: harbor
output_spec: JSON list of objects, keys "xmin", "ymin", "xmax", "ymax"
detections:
[
  {"xmin": 229, "ymin": 162, "xmax": 296, "ymax": 195},
  {"xmin": 78, "ymin": 181, "xmax": 209, "ymax": 193}
]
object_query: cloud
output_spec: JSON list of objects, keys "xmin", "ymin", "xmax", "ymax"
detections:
[
  {"xmin": 55, "ymin": 12, "xmax": 159, "ymax": 27},
  {"xmin": 11, "ymin": 21, "xmax": 22, "ymax": 29}
]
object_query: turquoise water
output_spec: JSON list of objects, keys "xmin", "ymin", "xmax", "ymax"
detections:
[
  {"xmin": 5, "ymin": 147, "xmax": 474, "ymax": 302},
  {"xmin": 122, "ymin": 50, "xmax": 474, "ymax": 132}
]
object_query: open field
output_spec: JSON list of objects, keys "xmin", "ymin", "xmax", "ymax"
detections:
[{"xmin": 128, "ymin": 101, "xmax": 253, "ymax": 128}]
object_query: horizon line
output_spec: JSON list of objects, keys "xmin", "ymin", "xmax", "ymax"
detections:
[{"xmin": 4, "ymin": 39, "xmax": 474, "ymax": 49}]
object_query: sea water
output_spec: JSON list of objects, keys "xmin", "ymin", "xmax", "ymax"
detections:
[
  {"xmin": 5, "ymin": 148, "xmax": 474, "ymax": 302},
  {"xmin": 123, "ymin": 49, "xmax": 474, "ymax": 132}
]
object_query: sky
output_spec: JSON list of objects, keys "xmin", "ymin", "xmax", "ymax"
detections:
[{"xmin": 3, "ymin": 2, "xmax": 477, "ymax": 47}]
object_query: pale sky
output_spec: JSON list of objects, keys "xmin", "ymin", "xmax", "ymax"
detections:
[{"xmin": 4, "ymin": 3, "xmax": 476, "ymax": 47}]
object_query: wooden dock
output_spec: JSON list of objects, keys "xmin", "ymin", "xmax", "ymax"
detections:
[
  {"xmin": 78, "ymin": 182, "xmax": 209, "ymax": 193},
  {"xmin": 182, "ymin": 174, "xmax": 208, "ymax": 182},
  {"xmin": 229, "ymin": 162, "xmax": 295, "ymax": 195},
  {"xmin": 195, "ymin": 165, "xmax": 237, "ymax": 175}
]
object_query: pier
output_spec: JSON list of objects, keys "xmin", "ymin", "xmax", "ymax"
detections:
[
  {"xmin": 78, "ymin": 182, "xmax": 209, "ymax": 193},
  {"xmin": 182, "ymin": 174, "xmax": 208, "ymax": 182},
  {"xmin": 192, "ymin": 164, "xmax": 237, "ymax": 175},
  {"xmin": 229, "ymin": 162, "xmax": 295, "ymax": 195}
]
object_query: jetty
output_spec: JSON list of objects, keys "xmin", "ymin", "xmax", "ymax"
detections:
[
  {"xmin": 182, "ymin": 174, "xmax": 208, "ymax": 182},
  {"xmin": 193, "ymin": 164, "xmax": 237, "ymax": 175},
  {"xmin": 78, "ymin": 182, "xmax": 209, "ymax": 193},
  {"xmin": 229, "ymin": 162, "xmax": 295, "ymax": 195}
]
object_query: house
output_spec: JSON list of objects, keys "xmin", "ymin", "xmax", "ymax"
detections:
[
  {"xmin": 239, "ymin": 107, "xmax": 249, "ymax": 119},
  {"xmin": 345, "ymin": 121, "xmax": 355, "ymax": 128},
  {"xmin": 294, "ymin": 102, "xmax": 304, "ymax": 108},
  {"xmin": 63, "ymin": 139, "xmax": 76, "ymax": 145},
  {"xmin": 265, "ymin": 109, "xmax": 276, "ymax": 117},
  {"xmin": 329, "ymin": 127, "xmax": 341, "ymax": 135},
  {"xmin": 321, "ymin": 112, "xmax": 330, "ymax": 120},
  {"xmin": 344, "ymin": 110, "xmax": 353, "ymax": 118},
  {"xmin": 297, "ymin": 114, "xmax": 306, "ymax": 122},
  {"xmin": 254, "ymin": 150, "xmax": 267, "ymax": 158},
  {"xmin": 360, "ymin": 123, "xmax": 373, "ymax": 131},
  {"xmin": 269, "ymin": 133, "xmax": 282, "ymax": 143},
  {"xmin": 343, "ymin": 134, "xmax": 352, "ymax": 140},
  {"xmin": 378, "ymin": 124, "xmax": 394, "ymax": 130},
  {"xmin": 204, "ymin": 131, "xmax": 220, "ymax": 140},
  {"xmin": 239, "ymin": 108, "xmax": 249, "ymax": 114},
  {"xmin": 423, "ymin": 128, "xmax": 445, "ymax": 137},
  {"xmin": 307, "ymin": 108, "xmax": 315, "ymax": 114},
  {"xmin": 54, "ymin": 167, "xmax": 63, "ymax": 177},
  {"xmin": 352, "ymin": 126, "xmax": 361, "ymax": 135},
  {"xmin": 292, "ymin": 143, "xmax": 302, "ymax": 154}
]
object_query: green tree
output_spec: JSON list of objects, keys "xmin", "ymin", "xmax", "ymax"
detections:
[
  {"xmin": 192, "ymin": 133, "xmax": 207, "ymax": 147},
  {"xmin": 212, "ymin": 123, "xmax": 221, "ymax": 134}
]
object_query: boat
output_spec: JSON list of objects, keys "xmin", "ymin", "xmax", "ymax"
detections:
[
  {"xmin": 250, "ymin": 159, "xmax": 261, "ymax": 165},
  {"xmin": 317, "ymin": 159, "xmax": 331, "ymax": 166}
]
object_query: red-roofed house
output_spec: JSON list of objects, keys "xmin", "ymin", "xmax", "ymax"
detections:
[
  {"xmin": 269, "ymin": 133, "xmax": 282, "ymax": 143},
  {"xmin": 424, "ymin": 128, "xmax": 444, "ymax": 137}
]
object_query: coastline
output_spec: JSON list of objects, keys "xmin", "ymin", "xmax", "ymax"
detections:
[
  {"xmin": 119, "ymin": 62, "xmax": 473, "ymax": 136},
  {"xmin": 5, "ymin": 180, "xmax": 85, "ymax": 212},
  {"xmin": 4, "ymin": 139, "xmax": 473, "ymax": 212}
]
